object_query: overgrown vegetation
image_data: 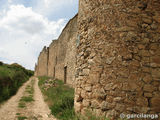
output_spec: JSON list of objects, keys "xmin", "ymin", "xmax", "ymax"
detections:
[
  {"xmin": 38, "ymin": 76, "xmax": 110, "ymax": 120},
  {"xmin": 0, "ymin": 61, "xmax": 34, "ymax": 103},
  {"xmin": 38, "ymin": 76, "xmax": 75, "ymax": 120}
]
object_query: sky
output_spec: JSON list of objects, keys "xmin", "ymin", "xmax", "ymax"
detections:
[{"xmin": 0, "ymin": 0, "xmax": 78, "ymax": 70}]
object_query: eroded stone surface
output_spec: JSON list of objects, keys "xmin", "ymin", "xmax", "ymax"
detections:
[
  {"xmin": 74, "ymin": 0, "xmax": 160, "ymax": 119},
  {"xmin": 34, "ymin": 0, "xmax": 160, "ymax": 119}
]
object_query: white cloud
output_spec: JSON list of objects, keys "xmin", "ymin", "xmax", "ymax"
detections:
[
  {"xmin": 0, "ymin": 5, "xmax": 66, "ymax": 35},
  {"xmin": 0, "ymin": 4, "xmax": 67, "ymax": 70},
  {"xmin": 8, "ymin": 0, "xmax": 12, "ymax": 4},
  {"xmin": 34, "ymin": 0, "xmax": 78, "ymax": 19},
  {"xmin": 43, "ymin": 0, "xmax": 74, "ymax": 7}
]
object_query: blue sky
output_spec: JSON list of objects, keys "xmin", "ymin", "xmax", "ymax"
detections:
[{"xmin": 0, "ymin": 0, "xmax": 78, "ymax": 70}]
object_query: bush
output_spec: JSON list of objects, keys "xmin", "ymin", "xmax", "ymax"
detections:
[
  {"xmin": 0, "ymin": 61, "xmax": 3, "ymax": 66},
  {"xmin": 0, "ymin": 62, "xmax": 33, "ymax": 103}
]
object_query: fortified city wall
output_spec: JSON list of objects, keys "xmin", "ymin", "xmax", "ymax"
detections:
[
  {"xmin": 35, "ymin": 0, "xmax": 160, "ymax": 118},
  {"xmin": 35, "ymin": 14, "xmax": 78, "ymax": 86},
  {"xmin": 74, "ymin": 0, "xmax": 160, "ymax": 118}
]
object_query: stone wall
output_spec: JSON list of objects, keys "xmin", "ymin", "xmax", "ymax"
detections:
[
  {"xmin": 35, "ymin": 14, "xmax": 78, "ymax": 87},
  {"xmin": 55, "ymin": 14, "xmax": 77, "ymax": 84},
  {"xmin": 48, "ymin": 40, "xmax": 58, "ymax": 77},
  {"xmin": 63, "ymin": 15, "xmax": 77, "ymax": 86},
  {"xmin": 36, "ymin": 46, "xmax": 49, "ymax": 76},
  {"xmin": 74, "ymin": 0, "xmax": 160, "ymax": 119}
]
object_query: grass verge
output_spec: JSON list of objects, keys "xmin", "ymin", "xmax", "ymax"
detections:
[
  {"xmin": 38, "ymin": 76, "xmax": 116, "ymax": 120},
  {"xmin": 38, "ymin": 76, "xmax": 76, "ymax": 120}
]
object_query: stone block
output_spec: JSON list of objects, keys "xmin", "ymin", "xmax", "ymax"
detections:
[
  {"xmin": 151, "ymin": 56, "xmax": 160, "ymax": 67},
  {"xmin": 82, "ymin": 99, "xmax": 91, "ymax": 107},
  {"xmin": 142, "ymin": 67, "xmax": 150, "ymax": 73},
  {"xmin": 113, "ymin": 97, "xmax": 123, "ymax": 102},
  {"xmin": 74, "ymin": 102, "xmax": 83, "ymax": 113},
  {"xmin": 143, "ymin": 84, "xmax": 155, "ymax": 92},
  {"xmin": 91, "ymin": 100, "xmax": 100, "ymax": 109},
  {"xmin": 129, "ymin": 82, "xmax": 139, "ymax": 91},
  {"xmin": 140, "ymin": 50, "xmax": 150, "ymax": 57},
  {"xmin": 81, "ymin": 90, "xmax": 86, "ymax": 98},
  {"xmin": 106, "ymin": 57, "xmax": 115, "ymax": 65},
  {"xmin": 76, "ymin": 94, "xmax": 83, "ymax": 102},
  {"xmin": 104, "ymin": 83, "xmax": 113, "ymax": 91},
  {"xmin": 151, "ymin": 68, "xmax": 160, "ymax": 79},
  {"xmin": 153, "ymin": 91, "xmax": 160, "ymax": 97},
  {"xmin": 142, "ymin": 17, "xmax": 153, "ymax": 25},
  {"xmin": 100, "ymin": 101, "xmax": 115, "ymax": 111},
  {"xmin": 138, "ymin": 44, "xmax": 145, "ymax": 49},
  {"xmin": 150, "ymin": 43, "xmax": 159, "ymax": 50},
  {"xmin": 89, "ymin": 73, "xmax": 100, "ymax": 83},
  {"xmin": 151, "ymin": 98, "xmax": 160, "ymax": 112},
  {"xmin": 144, "ymin": 92, "xmax": 152, "ymax": 97},
  {"xmin": 95, "ymin": 88, "xmax": 106, "ymax": 100},
  {"xmin": 122, "ymin": 53, "xmax": 133, "ymax": 61},
  {"xmin": 136, "ymin": 97, "xmax": 148, "ymax": 107},
  {"xmin": 143, "ymin": 74, "xmax": 152, "ymax": 83},
  {"xmin": 88, "ymin": 59, "xmax": 94, "ymax": 65},
  {"xmin": 122, "ymin": 83, "xmax": 130, "ymax": 91},
  {"xmin": 75, "ymin": 88, "xmax": 81, "ymax": 94},
  {"xmin": 116, "ymin": 26, "xmax": 135, "ymax": 32},
  {"xmin": 82, "ymin": 69, "xmax": 90, "ymax": 75},
  {"xmin": 84, "ymin": 85, "xmax": 92, "ymax": 92},
  {"xmin": 115, "ymin": 104, "xmax": 125, "ymax": 112},
  {"xmin": 118, "ymin": 68, "xmax": 129, "ymax": 78},
  {"xmin": 106, "ymin": 96, "xmax": 113, "ymax": 103}
]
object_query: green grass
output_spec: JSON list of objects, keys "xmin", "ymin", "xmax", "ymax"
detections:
[
  {"xmin": 20, "ymin": 96, "xmax": 34, "ymax": 102},
  {"xmin": 25, "ymin": 86, "xmax": 33, "ymax": 94},
  {"xmin": 16, "ymin": 113, "xmax": 21, "ymax": 115},
  {"xmin": 0, "ymin": 62, "xmax": 34, "ymax": 103},
  {"xmin": 38, "ymin": 76, "xmax": 75, "ymax": 120},
  {"xmin": 18, "ymin": 102, "xmax": 26, "ymax": 108},
  {"xmin": 38, "ymin": 77, "xmax": 112, "ymax": 120},
  {"xmin": 18, "ymin": 116, "xmax": 28, "ymax": 120}
]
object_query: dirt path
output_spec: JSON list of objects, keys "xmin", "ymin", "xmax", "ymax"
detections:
[
  {"xmin": 0, "ymin": 78, "xmax": 31, "ymax": 120},
  {"xmin": 0, "ymin": 77, "xmax": 56, "ymax": 120},
  {"xmin": 32, "ymin": 77, "xmax": 56, "ymax": 120}
]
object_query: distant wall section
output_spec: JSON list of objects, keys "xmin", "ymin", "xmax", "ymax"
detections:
[
  {"xmin": 35, "ymin": 14, "xmax": 78, "ymax": 87},
  {"xmin": 48, "ymin": 40, "xmax": 58, "ymax": 77},
  {"xmin": 55, "ymin": 15, "xmax": 77, "ymax": 86},
  {"xmin": 35, "ymin": 46, "xmax": 49, "ymax": 76}
]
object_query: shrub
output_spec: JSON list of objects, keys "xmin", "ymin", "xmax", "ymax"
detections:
[
  {"xmin": 0, "ymin": 61, "xmax": 3, "ymax": 66},
  {"xmin": 0, "ymin": 62, "xmax": 33, "ymax": 103}
]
